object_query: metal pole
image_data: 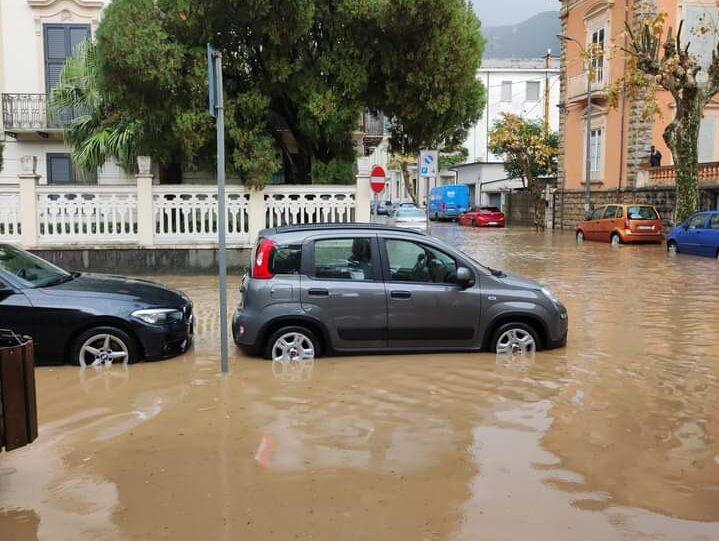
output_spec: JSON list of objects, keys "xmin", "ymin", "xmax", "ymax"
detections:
[
  {"xmin": 215, "ymin": 51, "xmax": 229, "ymax": 374},
  {"xmin": 584, "ymin": 62, "xmax": 593, "ymax": 219},
  {"xmin": 426, "ymin": 175, "xmax": 430, "ymax": 234}
]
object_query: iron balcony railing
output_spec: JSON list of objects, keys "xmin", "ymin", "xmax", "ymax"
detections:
[
  {"xmin": 1, "ymin": 93, "xmax": 74, "ymax": 131},
  {"xmin": 362, "ymin": 112, "xmax": 387, "ymax": 138}
]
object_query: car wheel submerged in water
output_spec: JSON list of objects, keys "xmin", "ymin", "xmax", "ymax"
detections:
[
  {"xmin": 72, "ymin": 326, "xmax": 138, "ymax": 367},
  {"xmin": 264, "ymin": 326, "xmax": 319, "ymax": 361},
  {"xmin": 576, "ymin": 230, "xmax": 585, "ymax": 242},
  {"xmin": 610, "ymin": 232, "xmax": 622, "ymax": 247},
  {"xmin": 491, "ymin": 322, "xmax": 539, "ymax": 355}
]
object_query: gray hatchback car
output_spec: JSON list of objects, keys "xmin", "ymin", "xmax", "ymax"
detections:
[{"xmin": 232, "ymin": 224, "xmax": 567, "ymax": 360}]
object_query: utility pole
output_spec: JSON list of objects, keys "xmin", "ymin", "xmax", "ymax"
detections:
[{"xmin": 544, "ymin": 49, "xmax": 551, "ymax": 137}]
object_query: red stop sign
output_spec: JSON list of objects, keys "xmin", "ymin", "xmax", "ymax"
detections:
[{"xmin": 370, "ymin": 165, "xmax": 386, "ymax": 194}]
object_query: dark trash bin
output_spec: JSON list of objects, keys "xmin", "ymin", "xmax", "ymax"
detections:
[{"xmin": 0, "ymin": 330, "xmax": 38, "ymax": 452}]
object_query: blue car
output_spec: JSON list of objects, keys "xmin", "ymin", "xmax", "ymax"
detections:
[
  {"xmin": 428, "ymin": 185, "xmax": 471, "ymax": 220},
  {"xmin": 667, "ymin": 211, "xmax": 719, "ymax": 260}
]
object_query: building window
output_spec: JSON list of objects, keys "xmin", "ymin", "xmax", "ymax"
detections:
[
  {"xmin": 589, "ymin": 128, "xmax": 603, "ymax": 173},
  {"xmin": 44, "ymin": 24, "xmax": 91, "ymax": 93},
  {"xmin": 500, "ymin": 81, "xmax": 512, "ymax": 102},
  {"xmin": 47, "ymin": 154, "xmax": 77, "ymax": 184},
  {"xmin": 698, "ymin": 117, "xmax": 717, "ymax": 163},
  {"xmin": 590, "ymin": 27, "xmax": 605, "ymax": 84},
  {"xmin": 46, "ymin": 154, "xmax": 96, "ymax": 184},
  {"xmin": 526, "ymin": 81, "xmax": 540, "ymax": 102}
]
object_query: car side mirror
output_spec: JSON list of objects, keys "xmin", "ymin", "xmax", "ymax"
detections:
[{"xmin": 456, "ymin": 267, "xmax": 475, "ymax": 289}]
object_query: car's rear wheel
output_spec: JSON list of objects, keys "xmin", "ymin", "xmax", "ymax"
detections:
[
  {"xmin": 667, "ymin": 240, "xmax": 678, "ymax": 255},
  {"xmin": 264, "ymin": 326, "xmax": 320, "ymax": 361},
  {"xmin": 71, "ymin": 326, "xmax": 139, "ymax": 367},
  {"xmin": 491, "ymin": 322, "xmax": 540, "ymax": 355},
  {"xmin": 610, "ymin": 232, "xmax": 621, "ymax": 247},
  {"xmin": 576, "ymin": 230, "xmax": 585, "ymax": 242}
]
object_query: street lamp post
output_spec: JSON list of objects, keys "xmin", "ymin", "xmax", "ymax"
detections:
[{"xmin": 558, "ymin": 34, "xmax": 593, "ymax": 218}]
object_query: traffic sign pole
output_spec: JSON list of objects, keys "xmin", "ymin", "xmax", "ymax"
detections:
[{"xmin": 209, "ymin": 45, "xmax": 229, "ymax": 374}]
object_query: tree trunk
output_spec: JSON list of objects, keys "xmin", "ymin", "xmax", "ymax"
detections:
[
  {"xmin": 664, "ymin": 99, "xmax": 701, "ymax": 223},
  {"xmin": 401, "ymin": 163, "xmax": 418, "ymax": 205},
  {"xmin": 283, "ymin": 151, "xmax": 312, "ymax": 184},
  {"xmin": 525, "ymin": 172, "xmax": 545, "ymax": 232}
]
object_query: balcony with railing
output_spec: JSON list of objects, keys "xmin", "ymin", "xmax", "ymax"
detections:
[
  {"xmin": 361, "ymin": 112, "xmax": 387, "ymax": 155},
  {"xmin": 635, "ymin": 162, "xmax": 719, "ymax": 188},
  {"xmin": 1, "ymin": 93, "xmax": 72, "ymax": 134}
]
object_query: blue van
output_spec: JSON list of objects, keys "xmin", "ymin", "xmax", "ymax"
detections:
[{"xmin": 428, "ymin": 185, "xmax": 471, "ymax": 220}]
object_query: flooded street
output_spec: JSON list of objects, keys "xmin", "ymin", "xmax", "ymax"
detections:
[{"xmin": 1, "ymin": 225, "xmax": 718, "ymax": 541}]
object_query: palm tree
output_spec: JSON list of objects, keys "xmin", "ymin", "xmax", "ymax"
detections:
[{"xmin": 49, "ymin": 41, "xmax": 143, "ymax": 176}]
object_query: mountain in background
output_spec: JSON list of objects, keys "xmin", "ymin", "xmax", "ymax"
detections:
[{"xmin": 483, "ymin": 11, "xmax": 561, "ymax": 58}]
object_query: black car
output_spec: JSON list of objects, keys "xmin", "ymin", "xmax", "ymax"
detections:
[{"xmin": 0, "ymin": 244, "xmax": 193, "ymax": 366}]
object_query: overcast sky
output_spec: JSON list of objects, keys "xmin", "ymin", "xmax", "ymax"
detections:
[{"xmin": 472, "ymin": 0, "xmax": 558, "ymax": 26}]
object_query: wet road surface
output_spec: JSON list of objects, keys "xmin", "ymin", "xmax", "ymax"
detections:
[{"xmin": 1, "ymin": 225, "xmax": 718, "ymax": 540}]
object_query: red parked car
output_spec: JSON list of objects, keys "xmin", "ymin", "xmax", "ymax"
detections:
[{"xmin": 459, "ymin": 207, "xmax": 506, "ymax": 228}]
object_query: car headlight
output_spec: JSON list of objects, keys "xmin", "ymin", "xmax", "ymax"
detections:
[{"xmin": 131, "ymin": 308, "xmax": 183, "ymax": 325}]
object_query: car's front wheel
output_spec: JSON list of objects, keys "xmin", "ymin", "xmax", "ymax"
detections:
[
  {"xmin": 491, "ymin": 322, "xmax": 540, "ymax": 355},
  {"xmin": 667, "ymin": 240, "xmax": 678, "ymax": 255},
  {"xmin": 576, "ymin": 230, "xmax": 585, "ymax": 242},
  {"xmin": 71, "ymin": 326, "xmax": 139, "ymax": 367},
  {"xmin": 264, "ymin": 326, "xmax": 320, "ymax": 361}
]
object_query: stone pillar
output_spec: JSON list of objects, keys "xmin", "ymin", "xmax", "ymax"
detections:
[
  {"xmin": 247, "ymin": 188, "xmax": 266, "ymax": 241},
  {"xmin": 556, "ymin": 1, "xmax": 569, "ymax": 229},
  {"xmin": 135, "ymin": 156, "xmax": 155, "ymax": 247},
  {"xmin": 625, "ymin": 0, "xmax": 658, "ymax": 188},
  {"xmin": 18, "ymin": 156, "xmax": 39, "ymax": 248},
  {"xmin": 355, "ymin": 171, "xmax": 372, "ymax": 223}
]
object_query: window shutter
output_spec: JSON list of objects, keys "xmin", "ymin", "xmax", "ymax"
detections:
[
  {"xmin": 47, "ymin": 154, "xmax": 74, "ymax": 184},
  {"xmin": 44, "ymin": 24, "xmax": 91, "ymax": 93}
]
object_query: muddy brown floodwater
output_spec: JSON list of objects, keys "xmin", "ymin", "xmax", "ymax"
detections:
[{"xmin": 1, "ymin": 226, "xmax": 718, "ymax": 541}]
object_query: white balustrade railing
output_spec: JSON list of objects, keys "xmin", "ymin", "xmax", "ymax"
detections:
[
  {"xmin": 37, "ymin": 186, "xmax": 138, "ymax": 244},
  {"xmin": 264, "ymin": 186, "xmax": 356, "ymax": 228},
  {"xmin": 0, "ymin": 188, "xmax": 21, "ymax": 240},
  {"xmin": 0, "ymin": 178, "xmax": 370, "ymax": 249},
  {"xmin": 153, "ymin": 185, "xmax": 250, "ymax": 245}
]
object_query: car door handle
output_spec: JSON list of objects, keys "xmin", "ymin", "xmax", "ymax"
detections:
[
  {"xmin": 308, "ymin": 288, "xmax": 330, "ymax": 297},
  {"xmin": 391, "ymin": 290, "xmax": 412, "ymax": 299}
]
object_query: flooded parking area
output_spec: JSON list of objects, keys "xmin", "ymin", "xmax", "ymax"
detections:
[{"xmin": 1, "ymin": 225, "xmax": 718, "ymax": 540}]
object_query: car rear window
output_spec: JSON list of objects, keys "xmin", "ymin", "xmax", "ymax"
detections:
[
  {"xmin": 626, "ymin": 206, "xmax": 658, "ymax": 220},
  {"xmin": 270, "ymin": 244, "xmax": 302, "ymax": 274},
  {"xmin": 480, "ymin": 207, "xmax": 501, "ymax": 213}
]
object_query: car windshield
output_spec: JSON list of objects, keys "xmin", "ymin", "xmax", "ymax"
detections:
[
  {"xmin": 626, "ymin": 206, "xmax": 658, "ymax": 220},
  {"xmin": 395, "ymin": 208, "xmax": 425, "ymax": 218},
  {"xmin": 0, "ymin": 244, "xmax": 72, "ymax": 288}
]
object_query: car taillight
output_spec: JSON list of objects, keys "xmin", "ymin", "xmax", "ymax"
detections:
[
  {"xmin": 442, "ymin": 202, "xmax": 446, "ymax": 211},
  {"xmin": 253, "ymin": 238, "xmax": 277, "ymax": 279},
  {"xmin": 624, "ymin": 218, "xmax": 631, "ymax": 230}
]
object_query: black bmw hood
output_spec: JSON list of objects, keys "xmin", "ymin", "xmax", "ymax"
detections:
[{"xmin": 37, "ymin": 273, "xmax": 189, "ymax": 306}]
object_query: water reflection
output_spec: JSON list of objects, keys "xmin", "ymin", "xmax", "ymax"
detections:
[
  {"xmin": 78, "ymin": 363, "xmax": 130, "ymax": 394},
  {"xmin": 271, "ymin": 357, "xmax": 315, "ymax": 382},
  {"xmin": 495, "ymin": 347, "xmax": 536, "ymax": 371}
]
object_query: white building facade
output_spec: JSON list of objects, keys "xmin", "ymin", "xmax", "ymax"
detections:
[
  {"xmin": 0, "ymin": 0, "xmax": 132, "ymax": 186},
  {"xmin": 457, "ymin": 58, "xmax": 561, "ymax": 208}
]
